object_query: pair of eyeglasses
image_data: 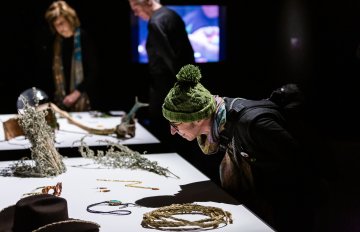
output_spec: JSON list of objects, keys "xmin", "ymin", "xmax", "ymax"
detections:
[{"xmin": 169, "ymin": 122, "xmax": 181, "ymax": 132}]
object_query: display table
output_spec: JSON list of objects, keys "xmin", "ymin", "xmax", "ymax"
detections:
[
  {"xmin": 0, "ymin": 112, "xmax": 159, "ymax": 151},
  {"xmin": 0, "ymin": 153, "xmax": 275, "ymax": 232}
]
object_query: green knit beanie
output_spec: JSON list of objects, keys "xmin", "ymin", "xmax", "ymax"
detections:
[{"xmin": 162, "ymin": 64, "xmax": 216, "ymax": 122}]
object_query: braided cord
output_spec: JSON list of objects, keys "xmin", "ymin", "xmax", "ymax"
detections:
[{"xmin": 141, "ymin": 203, "xmax": 233, "ymax": 231}]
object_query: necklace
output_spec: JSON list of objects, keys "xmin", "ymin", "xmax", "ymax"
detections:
[
  {"xmin": 86, "ymin": 200, "xmax": 138, "ymax": 215},
  {"xmin": 96, "ymin": 179, "xmax": 159, "ymax": 190}
]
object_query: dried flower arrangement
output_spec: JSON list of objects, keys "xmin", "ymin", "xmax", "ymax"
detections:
[{"xmin": 2, "ymin": 88, "xmax": 66, "ymax": 177}]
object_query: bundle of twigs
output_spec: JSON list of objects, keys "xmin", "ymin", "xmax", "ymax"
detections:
[
  {"xmin": 10, "ymin": 93, "xmax": 66, "ymax": 177},
  {"xmin": 141, "ymin": 203, "xmax": 233, "ymax": 231}
]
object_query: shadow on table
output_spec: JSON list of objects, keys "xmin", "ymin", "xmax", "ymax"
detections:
[{"xmin": 135, "ymin": 180, "xmax": 240, "ymax": 207}]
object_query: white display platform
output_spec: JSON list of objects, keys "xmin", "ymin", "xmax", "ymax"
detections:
[
  {"xmin": 0, "ymin": 112, "xmax": 159, "ymax": 151},
  {"xmin": 0, "ymin": 153, "xmax": 275, "ymax": 232}
]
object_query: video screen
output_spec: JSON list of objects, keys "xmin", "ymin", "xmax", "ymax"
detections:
[{"xmin": 135, "ymin": 5, "xmax": 221, "ymax": 63}]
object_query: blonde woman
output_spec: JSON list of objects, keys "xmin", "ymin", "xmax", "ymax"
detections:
[{"xmin": 45, "ymin": 1, "xmax": 97, "ymax": 111}]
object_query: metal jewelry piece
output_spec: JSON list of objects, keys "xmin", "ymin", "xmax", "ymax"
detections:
[
  {"xmin": 96, "ymin": 179, "xmax": 159, "ymax": 190},
  {"xmin": 23, "ymin": 182, "xmax": 62, "ymax": 197},
  {"xmin": 94, "ymin": 186, "xmax": 110, "ymax": 192},
  {"xmin": 98, "ymin": 189, "xmax": 110, "ymax": 192},
  {"xmin": 86, "ymin": 200, "xmax": 138, "ymax": 215},
  {"xmin": 41, "ymin": 182, "xmax": 62, "ymax": 196}
]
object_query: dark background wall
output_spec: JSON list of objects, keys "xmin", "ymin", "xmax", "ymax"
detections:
[
  {"xmin": 1, "ymin": 0, "xmax": 360, "ymax": 167},
  {"xmin": 2, "ymin": 0, "xmax": 360, "ymax": 136}
]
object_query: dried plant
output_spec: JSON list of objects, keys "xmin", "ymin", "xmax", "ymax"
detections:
[
  {"xmin": 4, "ymin": 88, "xmax": 66, "ymax": 177},
  {"xmin": 77, "ymin": 138, "xmax": 179, "ymax": 179}
]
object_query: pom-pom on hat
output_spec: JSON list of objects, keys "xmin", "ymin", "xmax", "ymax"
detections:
[{"xmin": 162, "ymin": 64, "xmax": 216, "ymax": 122}]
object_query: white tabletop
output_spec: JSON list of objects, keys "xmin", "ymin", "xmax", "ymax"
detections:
[
  {"xmin": 0, "ymin": 153, "xmax": 275, "ymax": 232},
  {"xmin": 0, "ymin": 112, "xmax": 159, "ymax": 151}
]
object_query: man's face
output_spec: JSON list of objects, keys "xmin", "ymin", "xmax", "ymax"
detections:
[
  {"xmin": 129, "ymin": 0, "xmax": 151, "ymax": 21},
  {"xmin": 169, "ymin": 121, "xmax": 201, "ymax": 141}
]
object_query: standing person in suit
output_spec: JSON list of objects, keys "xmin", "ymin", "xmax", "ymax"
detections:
[{"xmin": 128, "ymin": 0, "xmax": 195, "ymax": 142}]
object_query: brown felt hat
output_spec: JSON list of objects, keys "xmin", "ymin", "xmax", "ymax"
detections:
[{"xmin": 0, "ymin": 194, "xmax": 100, "ymax": 232}]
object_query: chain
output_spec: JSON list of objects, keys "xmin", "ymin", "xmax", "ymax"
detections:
[{"xmin": 96, "ymin": 179, "xmax": 159, "ymax": 190}]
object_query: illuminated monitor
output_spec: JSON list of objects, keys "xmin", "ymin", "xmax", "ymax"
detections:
[{"xmin": 131, "ymin": 5, "xmax": 225, "ymax": 63}]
